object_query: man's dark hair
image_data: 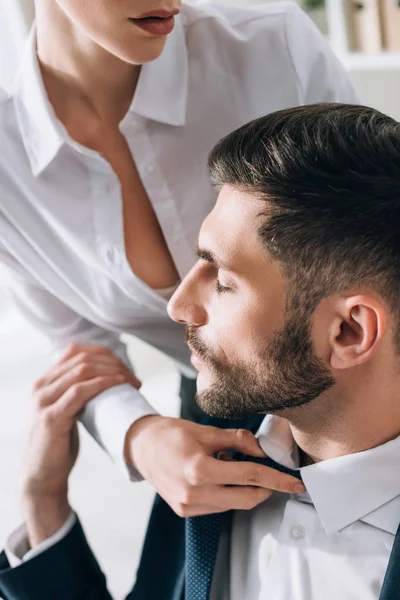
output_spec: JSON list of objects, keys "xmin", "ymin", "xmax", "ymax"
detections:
[{"xmin": 208, "ymin": 103, "xmax": 400, "ymax": 347}]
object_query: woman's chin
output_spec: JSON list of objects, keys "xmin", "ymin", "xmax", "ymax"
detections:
[{"xmin": 107, "ymin": 34, "xmax": 167, "ymax": 66}]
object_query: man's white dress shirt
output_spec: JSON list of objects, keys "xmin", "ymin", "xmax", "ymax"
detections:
[
  {"xmin": 0, "ymin": 1, "xmax": 359, "ymax": 471},
  {"xmin": 7, "ymin": 414, "xmax": 400, "ymax": 599}
]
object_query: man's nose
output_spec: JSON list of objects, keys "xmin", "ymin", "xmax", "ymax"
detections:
[{"xmin": 167, "ymin": 269, "xmax": 208, "ymax": 327}]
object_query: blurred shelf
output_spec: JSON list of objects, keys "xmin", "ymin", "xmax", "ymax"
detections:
[{"xmin": 336, "ymin": 52, "xmax": 400, "ymax": 72}]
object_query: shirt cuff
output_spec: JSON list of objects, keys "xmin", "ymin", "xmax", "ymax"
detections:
[
  {"xmin": 5, "ymin": 512, "xmax": 77, "ymax": 568},
  {"xmin": 79, "ymin": 383, "xmax": 159, "ymax": 481}
]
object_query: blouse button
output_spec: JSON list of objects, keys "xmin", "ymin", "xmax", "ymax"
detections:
[
  {"xmin": 290, "ymin": 526, "xmax": 305, "ymax": 540},
  {"xmin": 106, "ymin": 245, "xmax": 116, "ymax": 262}
]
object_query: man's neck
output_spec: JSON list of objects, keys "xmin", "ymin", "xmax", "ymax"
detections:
[
  {"xmin": 35, "ymin": 1, "xmax": 140, "ymax": 126},
  {"xmin": 285, "ymin": 379, "xmax": 400, "ymax": 464}
]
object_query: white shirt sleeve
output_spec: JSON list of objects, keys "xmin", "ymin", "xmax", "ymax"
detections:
[
  {"xmin": 284, "ymin": 3, "xmax": 361, "ymax": 106},
  {"xmin": 5, "ymin": 512, "xmax": 77, "ymax": 568},
  {"xmin": 0, "ymin": 250, "xmax": 158, "ymax": 480}
]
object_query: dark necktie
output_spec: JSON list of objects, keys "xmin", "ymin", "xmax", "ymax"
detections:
[
  {"xmin": 185, "ymin": 455, "xmax": 302, "ymax": 600},
  {"xmin": 185, "ymin": 455, "xmax": 400, "ymax": 600}
]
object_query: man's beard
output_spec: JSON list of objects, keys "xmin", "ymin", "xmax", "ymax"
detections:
[{"xmin": 186, "ymin": 312, "xmax": 335, "ymax": 420}]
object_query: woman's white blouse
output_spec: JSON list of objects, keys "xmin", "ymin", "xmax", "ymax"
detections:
[{"xmin": 0, "ymin": 2, "xmax": 359, "ymax": 474}]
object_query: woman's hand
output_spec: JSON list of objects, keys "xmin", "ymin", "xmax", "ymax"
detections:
[
  {"xmin": 126, "ymin": 415, "xmax": 305, "ymax": 517},
  {"xmin": 22, "ymin": 344, "xmax": 140, "ymax": 548}
]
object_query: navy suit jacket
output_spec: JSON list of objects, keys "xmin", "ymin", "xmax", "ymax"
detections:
[{"xmin": 0, "ymin": 414, "xmax": 264, "ymax": 600}]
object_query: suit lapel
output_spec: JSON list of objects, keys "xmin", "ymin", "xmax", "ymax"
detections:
[{"xmin": 127, "ymin": 492, "xmax": 185, "ymax": 600}]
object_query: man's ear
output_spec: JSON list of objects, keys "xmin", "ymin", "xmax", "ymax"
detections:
[{"xmin": 328, "ymin": 295, "xmax": 387, "ymax": 370}]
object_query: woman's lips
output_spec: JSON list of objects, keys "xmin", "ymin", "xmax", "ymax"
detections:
[{"xmin": 129, "ymin": 15, "xmax": 176, "ymax": 36}]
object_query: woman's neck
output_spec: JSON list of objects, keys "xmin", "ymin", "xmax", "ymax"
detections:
[{"xmin": 35, "ymin": 1, "xmax": 140, "ymax": 124}]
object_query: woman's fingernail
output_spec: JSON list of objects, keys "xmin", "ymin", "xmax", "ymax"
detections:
[
  {"xmin": 116, "ymin": 375, "xmax": 125, "ymax": 383},
  {"xmin": 293, "ymin": 482, "xmax": 306, "ymax": 494}
]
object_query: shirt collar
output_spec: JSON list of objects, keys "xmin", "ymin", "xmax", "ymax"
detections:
[
  {"xmin": 256, "ymin": 415, "xmax": 400, "ymax": 536},
  {"xmin": 12, "ymin": 16, "xmax": 188, "ymax": 177},
  {"xmin": 130, "ymin": 13, "xmax": 188, "ymax": 126},
  {"xmin": 12, "ymin": 26, "xmax": 67, "ymax": 177}
]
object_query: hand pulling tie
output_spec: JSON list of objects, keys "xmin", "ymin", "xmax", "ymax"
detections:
[
  {"xmin": 185, "ymin": 456, "xmax": 302, "ymax": 600},
  {"xmin": 185, "ymin": 455, "xmax": 400, "ymax": 600}
]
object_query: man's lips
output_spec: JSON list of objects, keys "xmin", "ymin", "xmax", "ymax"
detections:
[{"xmin": 190, "ymin": 352, "xmax": 205, "ymax": 370}]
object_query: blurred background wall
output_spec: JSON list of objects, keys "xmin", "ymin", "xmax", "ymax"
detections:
[{"xmin": 0, "ymin": 1, "xmax": 399, "ymax": 598}]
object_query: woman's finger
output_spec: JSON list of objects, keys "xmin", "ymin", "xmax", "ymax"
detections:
[
  {"xmin": 36, "ymin": 363, "xmax": 129, "ymax": 407},
  {"xmin": 171, "ymin": 503, "xmax": 229, "ymax": 518},
  {"xmin": 200, "ymin": 485, "xmax": 274, "ymax": 511},
  {"xmin": 52, "ymin": 375, "xmax": 126, "ymax": 420},
  {"xmin": 203, "ymin": 457, "xmax": 305, "ymax": 494},
  {"xmin": 39, "ymin": 352, "xmax": 124, "ymax": 387},
  {"xmin": 203, "ymin": 427, "xmax": 267, "ymax": 458},
  {"xmin": 172, "ymin": 485, "xmax": 274, "ymax": 516},
  {"xmin": 125, "ymin": 371, "xmax": 142, "ymax": 389}
]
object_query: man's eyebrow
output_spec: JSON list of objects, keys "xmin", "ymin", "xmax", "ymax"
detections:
[{"xmin": 196, "ymin": 247, "xmax": 234, "ymax": 272}]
